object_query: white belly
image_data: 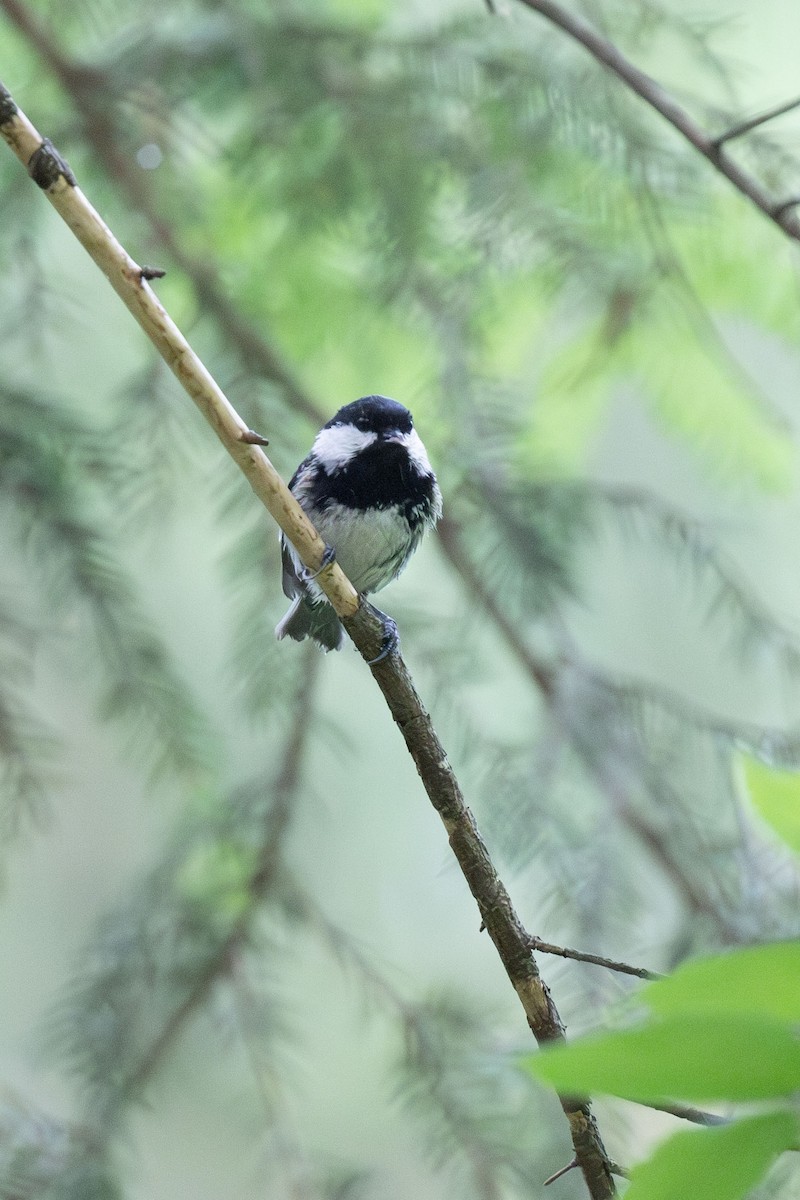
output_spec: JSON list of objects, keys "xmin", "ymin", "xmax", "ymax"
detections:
[{"xmin": 314, "ymin": 503, "xmax": 416, "ymax": 594}]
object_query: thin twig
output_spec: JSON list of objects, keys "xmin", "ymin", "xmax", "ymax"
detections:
[
  {"xmin": 712, "ymin": 95, "xmax": 800, "ymax": 147},
  {"xmin": 644, "ymin": 1100, "xmax": 728, "ymax": 1128},
  {"xmin": 0, "ymin": 83, "xmax": 616, "ymax": 1200},
  {"xmin": 528, "ymin": 936, "xmax": 663, "ymax": 981},
  {"xmin": 544, "ymin": 1158, "xmax": 578, "ymax": 1186},
  {"xmin": 513, "ymin": 0, "xmax": 800, "ymax": 242}
]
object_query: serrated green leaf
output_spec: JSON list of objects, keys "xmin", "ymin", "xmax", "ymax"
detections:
[
  {"xmin": 642, "ymin": 942, "xmax": 800, "ymax": 1024},
  {"xmin": 625, "ymin": 1111, "xmax": 798, "ymax": 1200},
  {"xmin": 523, "ymin": 1014, "xmax": 800, "ymax": 1102},
  {"xmin": 741, "ymin": 754, "xmax": 800, "ymax": 854}
]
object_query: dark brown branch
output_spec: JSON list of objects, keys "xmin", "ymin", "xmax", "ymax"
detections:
[
  {"xmin": 527, "ymin": 936, "xmax": 663, "ymax": 981},
  {"xmin": 712, "ymin": 95, "xmax": 800, "ymax": 147},
  {"xmin": 343, "ymin": 608, "xmax": 615, "ymax": 1197},
  {"xmin": 513, "ymin": 0, "xmax": 800, "ymax": 243}
]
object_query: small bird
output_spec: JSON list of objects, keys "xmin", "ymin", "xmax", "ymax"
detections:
[{"xmin": 276, "ymin": 395, "xmax": 442, "ymax": 656}]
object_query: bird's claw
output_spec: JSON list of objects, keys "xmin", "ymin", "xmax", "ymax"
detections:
[
  {"xmin": 365, "ymin": 606, "xmax": 400, "ymax": 666},
  {"xmin": 303, "ymin": 543, "xmax": 336, "ymax": 582}
]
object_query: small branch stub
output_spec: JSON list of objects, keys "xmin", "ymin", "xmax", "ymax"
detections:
[
  {"xmin": 239, "ymin": 428, "xmax": 271, "ymax": 447},
  {"xmin": 544, "ymin": 1158, "xmax": 579, "ymax": 1187}
]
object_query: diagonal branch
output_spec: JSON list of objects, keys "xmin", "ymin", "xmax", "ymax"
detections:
[
  {"xmin": 0, "ymin": 83, "xmax": 615, "ymax": 1200},
  {"xmin": 712, "ymin": 95, "xmax": 800, "ymax": 148},
  {"xmin": 514, "ymin": 0, "xmax": 800, "ymax": 242}
]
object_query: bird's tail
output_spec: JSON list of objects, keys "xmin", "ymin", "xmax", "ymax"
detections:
[{"xmin": 275, "ymin": 596, "xmax": 345, "ymax": 652}]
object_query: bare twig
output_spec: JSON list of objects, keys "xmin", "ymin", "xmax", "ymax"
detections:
[
  {"xmin": 712, "ymin": 95, "xmax": 800, "ymax": 147},
  {"xmin": 513, "ymin": 0, "xmax": 800, "ymax": 242},
  {"xmin": 544, "ymin": 1157, "xmax": 578, "ymax": 1186},
  {"xmin": 0, "ymin": 84, "xmax": 615, "ymax": 1199},
  {"xmin": 527, "ymin": 936, "xmax": 663, "ymax": 981},
  {"xmin": 645, "ymin": 1100, "xmax": 728, "ymax": 1128}
]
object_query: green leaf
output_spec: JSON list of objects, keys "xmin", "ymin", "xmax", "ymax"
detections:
[
  {"xmin": 523, "ymin": 1015, "xmax": 800, "ymax": 1102},
  {"xmin": 642, "ymin": 942, "xmax": 800, "ymax": 1024},
  {"xmin": 741, "ymin": 754, "xmax": 800, "ymax": 854},
  {"xmin": 625, "ymin": 1111, "xmax": 798, "ymax": 1200}
]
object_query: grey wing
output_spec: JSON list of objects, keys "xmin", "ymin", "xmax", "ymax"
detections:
[
  {"xmin": 280, "ymin": 455, "xmax": 316, "ymax": 600},
  {"xmin": 280, "ymin": 533, "xmax": 304, "ymax": 600}
]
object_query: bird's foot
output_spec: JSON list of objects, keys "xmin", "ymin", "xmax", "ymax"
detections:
[
  {"xmin": 303, "ymin": 543, "xmax": 336, "ymax": 582},
  {"xmin": 364, "ymin": 603, "xmax": 400, "ymax": 665}
]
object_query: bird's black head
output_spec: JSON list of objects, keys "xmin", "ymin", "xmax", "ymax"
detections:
[{"xmin": 326, "ymin": 395, "xmax": 413, "ymax": 436}]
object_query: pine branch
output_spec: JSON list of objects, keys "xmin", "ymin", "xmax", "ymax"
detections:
[
  {"xmin": 513, "ymin": 0, "xmax": 800, "ymax": 241},
  {"xmin": 0, "ymin": 386, "xmax": 212, "ymax": 780},
  {"xmin": 124, "ymin": 644, "xmax": 319, "ymax": 1105},
  {"xmin": 297, "ymin": 890, "xmax": 564, "ymax": 1194},
  {"xmin": 0, "ymin": 0, "xmax": 325, "ymax": 429},
  {"xmin": 436, "ymin": 511, "xmax": 748, "ymax": 943},
  {"xmin": 580, "ymin": 483, "xmax": 800, "ymax": 679},
  {"xmin": 46, "ymin": 643, "xmax": 320, "ymax": 1149},
  {"xmin": 0, "ymin": 86, "xmax": 616, "ymax": 1198}
]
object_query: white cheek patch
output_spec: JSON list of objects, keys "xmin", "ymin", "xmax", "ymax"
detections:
[
  {"xmin": 313, "ymin": 424, "xmax": 377, "ymax": 471},
  {"xmin": 402, "ymin": 428, "xmax": 435, "ymax": 476}
]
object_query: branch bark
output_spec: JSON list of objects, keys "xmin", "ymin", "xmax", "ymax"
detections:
[
  {"xmin": 0, "ymin": 82, "xmax": 615, "ymax": 1199},
  {"xmin": 514, "ymin": 0, "xmax": 800, "ymax": 242}
]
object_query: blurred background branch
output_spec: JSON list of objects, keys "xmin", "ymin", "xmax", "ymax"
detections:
[{"xmin": 515, "ymin": 0, "xmax": 800, "ymax": 240}]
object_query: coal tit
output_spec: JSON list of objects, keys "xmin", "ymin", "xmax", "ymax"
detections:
[{"xmin": 276, "ymin": 395, "xmax": 442, "ymax": 653}]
